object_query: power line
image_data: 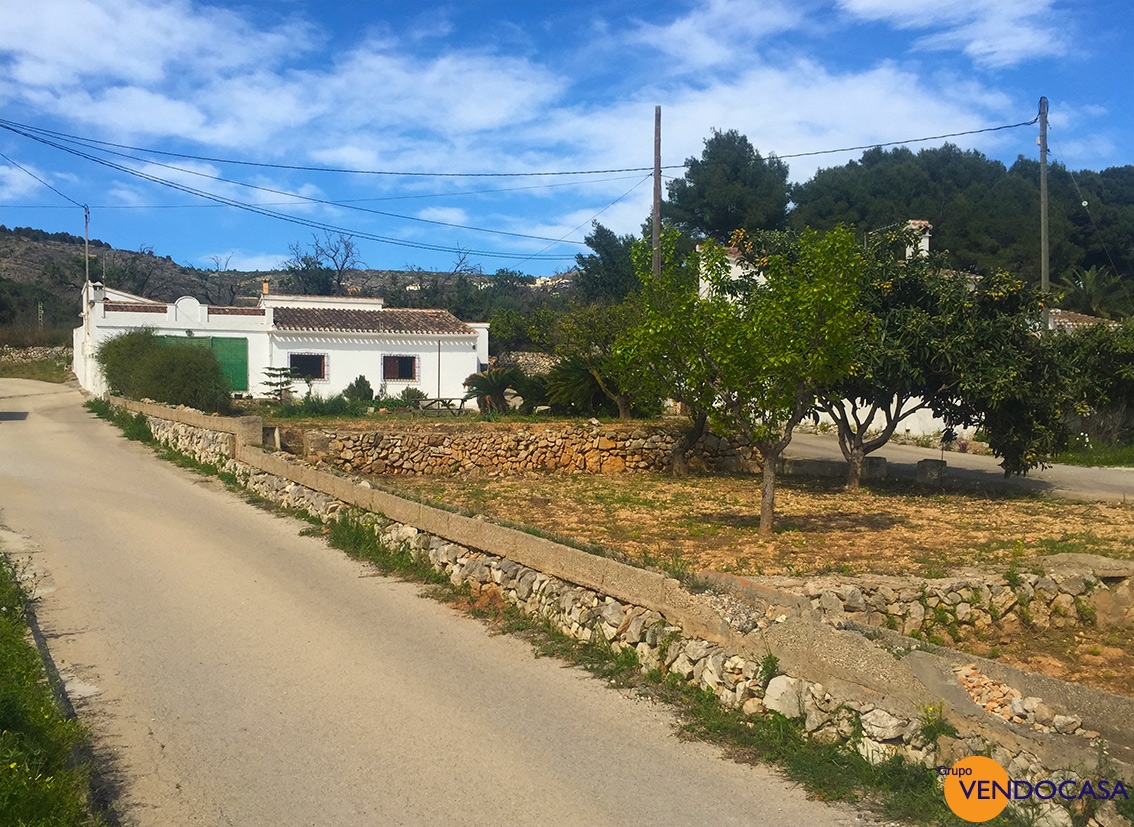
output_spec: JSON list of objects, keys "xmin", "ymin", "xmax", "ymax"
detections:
[
  {"xmin": 3, "ymin": 122, "xmax": 590, "ymax": 245},
  {"xmin": 0, "ymin": 173, "xmax": 648, "ymax": 210},
  {"xmin": 0, "ymin": 118, "xmax": 683, "ymax": 178},
  {"xmin": 0, "ymin": 150, "xmax": 85, "ymax": 209},
  {"xmin": 1, "ymin": 115, "xmax": 1039, "ymax": 176},
  {"xmin": 514, "ymin": 174, "xmax": 653, "ymax": 268},
  {"xmin": 1050, "ymin": 142, "xmax": 1124, "ymax": 278},
  {"xmin": 773, "ymin": 117, "xmax": 1040, "ymax": 160},
  {"xmin": 1, "ymin": 127, "xmax": 576, "ymax": 260}
]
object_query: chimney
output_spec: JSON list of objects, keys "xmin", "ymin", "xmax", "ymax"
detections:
[
  {"xmin": 905, "ymin": 220, "xmax": 932, "ymax": 259},
  {"xmin": 261, "ymin": 278, "xmax": 270, "ymax": 295}
]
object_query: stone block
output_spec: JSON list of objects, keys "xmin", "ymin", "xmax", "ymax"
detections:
[
  {"xmin": 860, "ymin": 708, "xmax": 907, "ymax": 741},
  {"xmin": 916, "ymin": 459, "xmax": 946, "ymax": 483},
  {"xmin": 763, "ymin": 675, "xmax": 805, "ymax": 719}
]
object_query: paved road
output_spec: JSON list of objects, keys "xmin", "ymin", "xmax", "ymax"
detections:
[
  {"xmin": 0, "ymin": 379, "xmax": 866, "ymax": 827},
  {"xmin": 786, "ymin": 431, "xmax": 1134, "ymax": 502}
]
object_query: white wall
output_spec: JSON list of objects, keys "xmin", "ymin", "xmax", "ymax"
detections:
[
  {"xmin": 814, "ymin": 398, "xmax": 978, "ymax": 440},
  {"xmin": 269, "ymin": 333, "xmax": 481, "ymax": 400},
  {"xmin": 75, "ymin": 292, "xmax": 269, "ymax": 396}
]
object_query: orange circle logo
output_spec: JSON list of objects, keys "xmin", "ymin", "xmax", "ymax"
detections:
[{"xmin": 943, "ymin": 756, "xmax": 1010, "ymax": 822}]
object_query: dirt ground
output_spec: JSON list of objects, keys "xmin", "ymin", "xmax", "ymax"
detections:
[
  {"xmin": 383, "ymin": 471, "xmax": 1134, "ymax": 577},
  {"xmin": 382, "ymin": 469, "xmax": 1134, "ymax": 697}
]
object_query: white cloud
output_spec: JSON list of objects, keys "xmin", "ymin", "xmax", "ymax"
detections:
[
  {"xmin": 416, "ymin": 207, "xmax": 469, "ymax": 225},
  {"xmin": 1, "ymin": 0, "xmax": 1114, "ymax": 275},
  {"xmin": 0, "ymin": 0, "xmax": 313, "ymax": 88},
  {"xmin": 0, "ymin": 160, "xmax": 55, "ymax": 202},
  {"xmin": 629, "ymin": 0, "xmax": 806, "ymax": 71},
  {"xmin": 837, "ymin": 0, "xmax": 1069, "ymax": 67}
]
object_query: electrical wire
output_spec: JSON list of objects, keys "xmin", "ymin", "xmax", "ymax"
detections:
[
  {"xmin": 2, "ymin": 122, "xmax": 587, "ymax": 246},
  {"xmin": 513, "ymin": 174, "xmax": 652, "ymax": 268},
  {"xmin": 0, "ymin": 114, "xmax": 1039, "ymax": 174},
  {"xmin": 1, "ymin": 128, "xmax": 575, "ymax": 260},
  {"xmin": 773, "ymin": 117, "xmax": 1041, "ymax": 160},
  {"xmin": 1049, "ymin": 142, "xmax": 1125, "ymax": 278},
  {"xmin": 0, "ymin": 111, "xmax": 1045, "ymax": 265},
  {"xmin": 0, "ymin": 150, "xmax": 85, "ymax": 209},
  {"xmin": 0, "ymin": 173, "xmax": 651, "ymax": 210},
  {"xmin": 0, "ymin": 118, "xmax": 683, "ymax": 177}
]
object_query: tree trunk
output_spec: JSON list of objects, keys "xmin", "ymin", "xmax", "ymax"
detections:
[
  {"xmin": 616, "ymin": 394, "xmax": 632, "ymax": 421},
  {"xmin": 670, "ymin": 410, "xmax": 707, "ymax": 477},
  {"xmin": 846, "ymin": 444, "xmax": 865, "ymax": 490},
  {"xmin": 759, "ymin": 453, "xmax": 777, "ymax": 537}
]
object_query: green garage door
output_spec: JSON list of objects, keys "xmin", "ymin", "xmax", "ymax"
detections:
[
  {"xmin": 208, "ymin": 337, "xmax": 249, "ymax": 392},
  {"xmin": 155, "ymin": 336, "xmax": 249, "ymax": 392}
]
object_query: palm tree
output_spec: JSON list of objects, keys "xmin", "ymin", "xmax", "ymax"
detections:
[
  {"xmin": 463, "ymin": 367, "xmax": 521, "ymax": 413},
  {"xmin": 1056, "ymin": 265, "xmax": 1131, "ymax": 320}
]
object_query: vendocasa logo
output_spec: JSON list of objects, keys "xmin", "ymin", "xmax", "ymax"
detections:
[{"xmin": 941, "ymin": 756, "xmax": 1130, "ymax": 823}]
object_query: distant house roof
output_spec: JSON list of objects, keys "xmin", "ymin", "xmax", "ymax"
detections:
[
  {"xmin": 1048, "ymin": 308, "xmax": 1119, "ymax": 330},
  {"xmin": 271, "ymin": 307, "xmax": 474, "ymax": 335}
]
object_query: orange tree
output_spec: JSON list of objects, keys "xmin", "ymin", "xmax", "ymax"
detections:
[{"xmin": 629, "ymin": 225, "xmax": 864, "ymax": 536}]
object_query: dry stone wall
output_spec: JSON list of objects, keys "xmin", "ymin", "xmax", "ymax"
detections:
[
  {"xmin": 305, "ymin": 421, "xmax": 758, "ymax": 477},
  {"xmin": 761, "ymin": 565, "xmax": 1134, "ymax": 641},
  {"xmin": 145, "ymin": 414, "xmax": 240, "ymax": 472},
  {"xmin": 0, "ymin": 345, "xmax": 71, "ymax": 363}
]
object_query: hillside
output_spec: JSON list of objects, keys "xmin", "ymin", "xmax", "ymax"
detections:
[{"xmin": 0, "ymin": 225, "xmax": 542, "ymax": 328}]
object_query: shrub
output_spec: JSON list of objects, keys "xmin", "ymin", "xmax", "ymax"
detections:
[
  {"xmin": 95, "ymin": 329, "xmax": 232, "ymax": 413},
  {"xmin": 399, "ymin": 386, "xmax": 427, "ymax": 403},
  {"xmin": 95, "ymin": 327, "xmax": 159, "ymax": 399},
  {"xmin": 512, "ymin": 372, "xmax": 548, "ymax": 414},
  {"xmin": 134, "ymin": 344, "xmax": 232, "ymax": 413},
  {"xmin": 343, "ymin": 375, "xmax": 374, "ymax": 402}
]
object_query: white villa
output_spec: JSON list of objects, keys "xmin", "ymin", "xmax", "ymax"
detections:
[{"xmin": 73, "ymin": 281, "xmax": 489, "ymax": 401}]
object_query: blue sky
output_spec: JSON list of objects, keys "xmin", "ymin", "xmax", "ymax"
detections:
[{"xmin": 0, "ymin": 0, "xmax": 1130, "ymax": 279}]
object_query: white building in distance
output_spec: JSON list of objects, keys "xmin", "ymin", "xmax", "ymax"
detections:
[{"xmin": 73, "ymin": 281, "xmax": 489, "ymax": 401}]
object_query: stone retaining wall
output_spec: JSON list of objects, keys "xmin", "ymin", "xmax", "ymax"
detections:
[
  {"xmin": 0, "ymin": 345, "xmax": 71, "ymax": 363},
  {"xmin": 107, "ymin": 398, "xmax": 1134, "ymax": 826},
  {"xmin": 145, "ymin": 415, "xmax": 239, "ymax": 471},
  {"xmin": 302, "ymin": 422, "xmax": 758, "ymax": 476},
  {"xmin": 759, "ymin": 566, "xmax": 1134, "ymax": 641}
]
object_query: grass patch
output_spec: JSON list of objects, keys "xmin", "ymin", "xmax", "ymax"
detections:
[
  {"xmin": 84, "ymin": 398, "xmax": 153, "ymax": 443},
  {"xmin": 0, "ymin": 555, "xmax": 104, "ymax": 826},
  {"xmin": 0, "ymin": 357, "xmax": 70, "ymax": 383},
  {"xmin": 321, "ymin": 511, "xmax": 448, "ymax": 585},
  {"xmin": 1056, "ymin": 442, "xmax": 1134, "ymax": 468}
]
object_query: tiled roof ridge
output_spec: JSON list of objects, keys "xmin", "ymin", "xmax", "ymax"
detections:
[{"xmin": 272, "ymin": 306, "xmax": 474, "ymax": 335}]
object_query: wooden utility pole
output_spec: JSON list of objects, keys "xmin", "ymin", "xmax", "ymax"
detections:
[
  {"xmin": 652, "ymin": 105, "xmax": 661, "ymax": 282},
  {"xmin": 83, "ymin": 205, "xmax": 90, "ymax": 284},
  {"xmin": 1039, "ymin": 97, "xmax": 1050, "ymax": 314}
]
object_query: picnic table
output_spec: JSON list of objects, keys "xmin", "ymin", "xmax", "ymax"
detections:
[{"xmin": 412, "ymin": 397, "xmax": 469, "ymax": 416}]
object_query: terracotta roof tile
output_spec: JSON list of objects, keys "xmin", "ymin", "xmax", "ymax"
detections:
[
  {"xmin": 272, "ymin": 307, "xmax": 474, "ymax": 335},
  {"xmin": 1049, "ymin": 309, "xmax": 1119, "ymax": 330}
]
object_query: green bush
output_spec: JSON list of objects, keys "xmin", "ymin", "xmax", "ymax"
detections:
[
  {"xmin": 135, "ymin": 345, "xmax": 231, "ymax": 412},
  {"xmin": 95, "ymin": 329, "xmax": 231, "ymax": 413},
  {"xmin": 94, "ymin": 328, "xmax": 158, "ymax": 399},
  {"xmin": 343, "ymin": 375, "xmax": 374, "ymax": 402},
  {"xmin": 275, "ymin": 393, "xmax": 372, "ymax": 418}
]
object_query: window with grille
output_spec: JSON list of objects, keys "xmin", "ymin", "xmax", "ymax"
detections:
[
  {"xmin": 383, "ymin": 355, "xmax": 418, "ymax": 382},
  {"xmin": 289, "ymin": 353, "xmax": 327, "ymax": 380}
]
